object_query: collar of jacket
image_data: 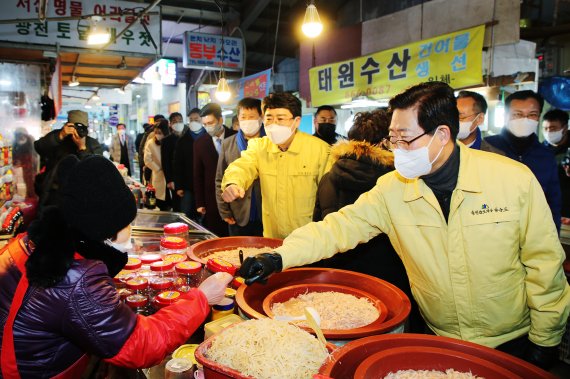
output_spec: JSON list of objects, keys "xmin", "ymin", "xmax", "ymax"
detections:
[
  {"xmin": 330, "ymin": 140, "xmax": 393, "ymax": 167},
  {"xmin": 402, "ymin": 142, "xmax": 482, "ymax": 202}
]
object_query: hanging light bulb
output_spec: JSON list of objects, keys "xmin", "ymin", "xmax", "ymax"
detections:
[
  {"xmin": 91, "ymin": 91, "xmax": 100, "ymax": 101},
  {"xmin": 68, "ymin": 75, "xmax": 80, "ymax": 87},
  {"xmin": 302, "ymin": 1, "xmax": 323, "ymax": 38},
  {"xmin": 215, "ymin": 77, "xmax": 231, "ymax": 102},
  {"xmin": 87, "ymin": 16, "xmax": 111, "ymax": 45}
]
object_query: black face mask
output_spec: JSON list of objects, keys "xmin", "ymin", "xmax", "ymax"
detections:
[{"xmin": 317, "ymin": 123, "xmax": 337, "ymax": 142}]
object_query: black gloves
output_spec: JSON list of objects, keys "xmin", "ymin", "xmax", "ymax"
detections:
[
  {"xmin": 239, "ymin": 252, "xmax": 283, "ymax": 285},
  {"xmin": 525, "ymin": 340, "xmax": 559, "ymax": 370}
]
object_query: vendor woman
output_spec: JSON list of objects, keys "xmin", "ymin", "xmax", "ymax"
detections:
[
  {"xmin": 240, "ymin": 82, "xmax": 570, "ymax": 370},
  {"xmin": 0, "ymin": 155, "xmax": 231, "ymax": 378}
]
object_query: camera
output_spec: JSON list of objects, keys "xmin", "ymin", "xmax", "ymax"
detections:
[{"xmin": 73, "ymin": 123, "xmax": 88, "ymax": 138}]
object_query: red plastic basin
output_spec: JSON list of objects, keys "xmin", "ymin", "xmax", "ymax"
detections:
[
  {"xmin": 188, "ymin": 236, "xmax": 283, "ymax": 265},
  {"xmin": 318, "ymin": 334, "xmax": 556, "ymax": 379},
  {"xmin": 236, "ymin": 268, "xmax": 411, "ymax": 340},
  {"xmin": 262, "ymin": 283, "xmax": 388, "ymax": 339}
]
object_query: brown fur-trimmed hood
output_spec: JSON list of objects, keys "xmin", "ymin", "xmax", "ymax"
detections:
[{"xmin": 330, "ymin": 140, "xmax": 394, "ymax": 167}]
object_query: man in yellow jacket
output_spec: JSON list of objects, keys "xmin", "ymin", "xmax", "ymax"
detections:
[
  {"xmin": 221, "ymin": 92, "xmax": 331, "ymax": 239},
  {"xmin": 239, "ymin": 82, "xmax": 570, "ymax": 370}
]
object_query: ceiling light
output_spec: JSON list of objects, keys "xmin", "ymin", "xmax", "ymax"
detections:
[
  {"xmin": 87, "ymin": 16, "xmax": 111, "ymax": 45},
  {"xmin": 91, "ymin": 91, "xmax": 100, "ymax": 101},
  {"xmin": 0, "ymin": 79, "xmax": 11, "ymax": 86},
  {"xmin": 215, "ymin": 77, "xmax": 231, "ymax": 102},
  {"xmin": 222, "ymin": 110, "xmax": 234, "ymax": 116},
  {"xmin": 84, "ymin": 104, "xmax": 92, "ymax": 109},
  {"xmin": 302, "ymin": 1, "xmax": 323, "ymax": 38},
  {"xmin": 117, "ymin": 56, "xmax": 127, "ymax": 70},
  {"xmin": 68, "ymin": 75, "xmax": 80, "ymax": 87},
  {"xmin": 132, "ymin": 75, "xmax": 146, "ymax": 84},
  {"xmin": 115, "ymin": 87, "xmax": 125, "ymax": 94},
  {"xmin": 340, "ymin": 96, "xmax": 388, "ymax": 109}
]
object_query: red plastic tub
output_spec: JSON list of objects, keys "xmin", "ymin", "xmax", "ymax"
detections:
[
  {"xmin": 353, "ymin": 346, "xmax": 521, "ymax": 379},
  {"xmin": 262, "ymin": 283, "xmax": 389, "ymax": 339},
  {"xmin": 236, "ymin": 268, "xmax": 411, "ymax": 340},
  {"xmin": 188, "ymin": 236, "xmax": 283, "ymax": 265},
  {"xmin": 318, "ymin": 334, "xmax": 556, "ymax": 379}
]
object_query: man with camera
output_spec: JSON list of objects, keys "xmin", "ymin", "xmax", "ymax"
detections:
[{"xmin": 34, "ymin": 110, "xmax": 102, "ymax": 209}]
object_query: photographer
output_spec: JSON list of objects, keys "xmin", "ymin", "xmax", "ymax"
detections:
[{"xmin": 34, "ymin": 110, "xmax": 102, "ymax": 210}]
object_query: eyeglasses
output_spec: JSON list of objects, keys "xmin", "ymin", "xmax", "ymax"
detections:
[
  {"xmin": 264, "ymin": 117, "xmax": 294, "ymax": 125},
  {"xmin": 510, "ymin": 112, "xmax": 540, "ymax": 121},
  {"xmin": 381, "ymin": 132, "xmax": 428, "ymax": 151}
]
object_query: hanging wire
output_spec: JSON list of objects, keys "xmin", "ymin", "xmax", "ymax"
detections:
[
  {"xmin": 213, "ymin": 0, "xmax": 225, "ymax": 78},
  {"xmin": 271, "ymin": 0, "xmax": 282, "ymax": 75}
]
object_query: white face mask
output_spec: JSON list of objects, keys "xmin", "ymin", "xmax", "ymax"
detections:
[
  {"xmin": 172, "ymin": 122, "xmax": 184, "ymax": 133},
  {"xmin": 543, "ymin": 129, "xmax": 564, "ymax": 145},
  {"xmin": 117, "ymin": 129, "xmax": 126, "ymax": 136},
  {"xmin": 205, "ymin": 123, "xmax": 223, "ymax": 137},
  {"xmin": 240, "ymin": 119, "xmax": 262, "ymax": 136},
  {"xmin": 393, "ymin": 129, "xmax": 444, "ymax": 179},
  {"xmin": 189, "ymin": 121, "xmax": 203, "ymax": 132},
  {"xmin": 265, "ymin": 123, "xmax": 295, "ymax": 145},
  {"xmin": 104, "ymin": 232, "xmax": 132, "ymax": 253},
  {"xmin": 506, "ymin": 118, "xmax": 538, "ymax": 137},
  {"xmin": 457, "ymin": 114, "xmax": 480, "ymax": 140}
]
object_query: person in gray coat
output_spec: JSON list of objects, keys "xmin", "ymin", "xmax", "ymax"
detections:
[{"xmin": 215, "ymin": 98, "xmax": 265, "ymax": 236}]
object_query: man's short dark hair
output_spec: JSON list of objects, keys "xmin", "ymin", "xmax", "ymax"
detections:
[
  {"xmin": 200, "ymin": 103, "xmax": 222, "ymax": 119},
  {"xmin": 505, "ymin": 90, "xmax": 544, "ymax": 113},
  {"xmin": 154, "ymin": 114, "xmax": 165, "ymax": 121},
  {"xmin": 169, "ymin": 112, "xmax": 183, "ymax": 122},
  {"xmin": 262, "ymin": 92, "xmax": 302, "ymax": 118},
  {"xmin": 237, "ymin": 97, "xmax": 262, "ymax": 116},
  {"xmin": 543, "ymin": 109, "xmax": 569, "ymax": 126},
  {"xmin": 348, "ymin": 109, "xmax": 391, "ymax": 145},
  {"xmin": 457, "ymin": 90, "xmax": 488, "ymax": 114},
  {"xmin": 315, "ymin": 105, "xmax": 337, "ymax": 117},
  {"xmin": 389, "ymin": 81, "xmax": 459, "ymax": 140},
  {"xmin": 188, "ymin": 108, "xmax": 201, "ymax": 116},
  {"xmin": 154, "ymin": 119, "xmax": 170, "ymax": 135},
  {"xmin": 117, "ymin": 123, "xmax": 126, "ymax": 128}
]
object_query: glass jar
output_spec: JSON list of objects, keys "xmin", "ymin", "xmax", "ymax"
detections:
[
  {"xmin": 202, "ymin": 258, "xmax": 237, "ymax": 282},
  {"xmin": 211, "ymin": 297, "xmax": 235, "ymax": 320},
  {"xmin": 113, "ymin": 270, "xmax": 137, "ymax": 289},
  {"xmin": 125, "ymin": 277, "xmax": 149, "ymax": 297},
  {"xmin": 150, "ymin": 260, "xmax": 176, "ymax": 279},
  {"xmin": 231, "ymin": 276, "xmax": 245, "ymax": 290},
  {"xmin": 145, "ymin": 185, "xmax": 156, "ymax": 209},
  {"xmin": 117, "ymin": 288, "xmax": 133, "ymax": 301},
  {"xmin": 160, "ymin": 236, "xmax": 188, "ymax": 258},
  {"xmin": 149, "ymin": 277, "xmax": 175, "ymax": 304},
  {"xmin": 164, "ymin": 253, "xmax": 187, "ymax": 265},
  {"xmin": 124, "ymin": 257, "xmax": 142, "ymax": 271},
  {"xmin": 139, "ymin": 253, "xmax": 162, "ymax": 266},
  {"xmin": 126, "ymin": 294, "xmax": 150, "ymax": 315},
  {"xmin": 175, "ymin": 261, "xmax": 202, "ymax": 291},
  {"xmin": 164, "ymin": 222, "xmax": 189, "ymax": 241},
  {"xmin": 153, "ymin": 290, "xmax": 181, "ymax": 310}
]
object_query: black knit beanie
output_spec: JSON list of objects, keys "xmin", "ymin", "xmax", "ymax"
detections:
[{"xmin": 60, "ymin": 155, "xmax": 137, "ymax": 241}]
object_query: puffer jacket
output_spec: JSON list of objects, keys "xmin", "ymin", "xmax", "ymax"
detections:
[
  {"xmin": 0, "ymin": 235, "xmax": 210, "ymax": 378},
  {"xmin": 311, "ymin": 141, "xmax": 424, "ymax": 332}
]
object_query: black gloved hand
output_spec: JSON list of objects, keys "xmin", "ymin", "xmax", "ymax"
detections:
[
  {"xmin": 524, "ymin": 340, "xmax": 559, "ymax": 370},
  {"xmin": 239, "ymin": 252, "xmax": 283, "ymax": 285}
]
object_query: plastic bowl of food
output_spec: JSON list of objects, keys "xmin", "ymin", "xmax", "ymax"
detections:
[
  {"xmin": 262, "ymin": 283, "xmax": 388, "ymax": 339},
  {"xmin": 353, "ymin": 346, "xmax": 521, "ymax": 379},
  {"xmin": 236, "ymin": 268, "xmax": 411, "ymax": 340},
  {"xmin": 188, "ymin": 236, "xmax": 283, "ymax": 266},
  {"xmin": 319, "ymin": 334, "xmax": 556, "ymax": 379}
]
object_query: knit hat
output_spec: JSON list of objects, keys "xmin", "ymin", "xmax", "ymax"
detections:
[
  {"xmin": 60, "ymin": 155, "xmax": 137, "ymax": 241},
  {"xmin": 67, "ymin": 110, "xmax": 88, "ymax": 126}
]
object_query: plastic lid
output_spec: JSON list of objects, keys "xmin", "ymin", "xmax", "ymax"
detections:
[
  {"xmin": 213, "ymin": 297, "xmax": 235, "ymax": 311},
  {"xmin": 140, "ymin": 253, "xmax": 162, "ymax": 264},
  {"xmin": 172, "ymin": 344, "xmax": 199, "ymax": 365},
  {"xmin": 126, "ymin": 277, "xmax": 149, "ymax": 290},
  {"xmin": 150, "ymin": 277, "xmax": 174, "ymax": 290},
  {"xmin": 225, "ymin": 287, "xmax": 237, "ymax": 298},
  {"xmin": 206, "ymin": 258, "xmax": 237, "ymax": 276},
  {"xmin": 155, "ymin": 290, "xmax": 181, "ymax": 305},
  {"xmin": 117, "ymin": 288, "xmax": 133, "ymax": 300},
  {"xmin": 165, "ymin": 358, "xmax": 193, "ymax": 373},
  {"xmin": 137, "ymin": 268, "xmax": 155, "ymax": 278},
  {"xmin": 114, "ymin": 270, "xmax": 136, "ymax": 283},
  {"xmin": 160, "ymin": 236, "xmax": 188, "ymax": 250},
  {"xmin": 150, "ymin": 260, "xmax": 175, "ymax": 272},
  {"xmin": 232, "ymin": 276, "xmax": 245, "ymax": 288},
  {"xmin": 164, "ymin": 222, "xmax": 189, "ymax": 234},
  {"xmin": 124, "ymin": 257, "xmax": 142, "ymax": 270},
  {"xmin": 175, "ymin": 261, "xmax": 202, "ymax": 275},
  {"xmin": 126, "ymin": 294, "xmax": 149, "ymax": 307},
  {"xmin": 164, "ymin": 253, "xmax": 187, "ymax": 264}
]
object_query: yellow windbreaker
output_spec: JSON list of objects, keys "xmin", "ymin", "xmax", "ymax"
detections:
[
  {"xmin": 221, "ymin": 131, "xmax": 331, "ymax": 239},
  {"xmin": 276, "ymin": 142, "xmax": 570, "ymax": 348}
]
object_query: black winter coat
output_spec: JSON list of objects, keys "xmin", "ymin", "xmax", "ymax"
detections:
[{"xmin": 312, "ymin": 140, "xmax": 424, "ymax": 332}]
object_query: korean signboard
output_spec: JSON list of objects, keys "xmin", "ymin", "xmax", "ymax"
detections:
[
  {"xmin": 207, "ymin": 69, "xmax": 271, "ymax": 107},
  {"xmin": 309, "ymin": 25, "xmax": 485, "ymax": 106},
  {"xmin": 183, "ymin": 31, "xmax": 243, "ymax": 72},
  {"xmin": 0, "ymin": 0, "xmax": 161, "ymax": 55}
]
